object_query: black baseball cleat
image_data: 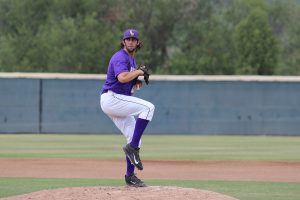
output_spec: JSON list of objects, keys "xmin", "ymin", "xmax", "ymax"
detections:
[
  {"xmin": 125, "ymin": 173, "xmax": 146, "ymax": 187},
  {"xmin": 123, "ymin": 144, "xmax": 143, "ymax": 170}
]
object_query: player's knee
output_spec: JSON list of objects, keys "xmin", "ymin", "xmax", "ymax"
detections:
[
  {"xmin": 139, "ymin": 102, "xmax": 155, "ymax": 121},
  {"xmin": 150, "ymin": 103, "xmax": 155, "ymax": 115},
  {"xmin": 146, "ymin": 103, "xmax": 155, "ymax": 120},
  {"xmin": 146, "ymin": 102, "xmax": 154, "ymax": 114}
]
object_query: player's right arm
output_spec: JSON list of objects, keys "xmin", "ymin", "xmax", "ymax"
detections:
[{"xmin": 117, "ymin": 70, "xmax": 144, "ymax": 83}]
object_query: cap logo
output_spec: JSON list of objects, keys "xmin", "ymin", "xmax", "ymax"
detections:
[{"xmin": 130, "ymin": 30, "xmax": 134, "ymax": 36}]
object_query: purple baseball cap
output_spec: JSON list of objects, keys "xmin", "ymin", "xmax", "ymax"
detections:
[{"xmin": 123, "ymin": 29, "xmax": 139, "ymax": 40}]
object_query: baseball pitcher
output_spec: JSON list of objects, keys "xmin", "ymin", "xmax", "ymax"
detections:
[{"xmin": 100, "ymin": 29, "xmax": 154, "ymax": 187}]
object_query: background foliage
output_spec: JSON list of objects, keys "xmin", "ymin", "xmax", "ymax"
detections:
[{"xmin": 0, "ymin": 0, "xmax": 299, "ymax": 75}]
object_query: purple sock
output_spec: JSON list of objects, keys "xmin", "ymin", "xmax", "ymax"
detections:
[
  {"xmin": 126, "ymin": 156, "xmax": 134, "ymax": 177},
  {"xmin": 130, "ymin": 118, "xmax": 149, "ymax": 148}
]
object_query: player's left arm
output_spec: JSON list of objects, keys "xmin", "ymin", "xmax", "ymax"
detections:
[{"xmin": 117, "ymin": 69, "xmax": 144, "ymax": 83}]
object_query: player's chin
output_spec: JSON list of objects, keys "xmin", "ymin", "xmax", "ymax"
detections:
[{"xmin": 126, "ymin": 47, "xmax": 136, "ymax": 52}]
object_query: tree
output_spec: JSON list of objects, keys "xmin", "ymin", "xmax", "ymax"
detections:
[
  {"xmin": 234, "ymin": 8, "xmax": 278, "ymax": 75},
  {"xmin": 167, "ymin": 1, "xmax": 237, "ymax": 75},
  {"xmin": 0, "ymin": 0, "xmax": 52, "ymax": 71},
  {"xmin": 118, "ymin": 0, "xmax": 185, "ymax": 71},
  {"xmin": 267, "ymin": 0, "xmax": 300, "ymax": 75},
  {"xmin": 0, "ymin": 0, "xmax": 120, "ymax": 73},
  {"xmin": 0, "ymin": 0, "xmax": 299, "ymax": 75}
]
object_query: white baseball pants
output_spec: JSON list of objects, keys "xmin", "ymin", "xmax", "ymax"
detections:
[{"xmin": 100, "ymin": 90, "xmax": 155, "ymax": 145}]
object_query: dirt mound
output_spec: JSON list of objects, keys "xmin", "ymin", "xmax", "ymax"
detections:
[{"xmin": 1, "ymin": 186, "xmax": 238, "ymax": 200}]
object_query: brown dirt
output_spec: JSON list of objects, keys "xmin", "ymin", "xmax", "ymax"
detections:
[
  {"xmin": 1, "ymin": 159, "xmax": 300, "ymax": 182},
  {"xmin": 0, "ymin": 186, "xmax": 238, "ymax": 200},
  {"xmin": 1, "ymin": 158, "xmax": 300, "ymax": 200}
]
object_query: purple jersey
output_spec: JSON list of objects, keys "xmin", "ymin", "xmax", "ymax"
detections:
[{"xmin": 102, "ymin": 49, "xmax": 137, "ymax": 96}]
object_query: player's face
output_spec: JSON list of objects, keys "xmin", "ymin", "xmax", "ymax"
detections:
[{"xmin": 123, "ymin": 38, "xmax": 139, "ymax": 53}]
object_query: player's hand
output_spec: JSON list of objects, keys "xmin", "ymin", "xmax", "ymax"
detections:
[
  {"xmin": 137, "ymin": 69, "xmax": 144, "ymax": 75},
  {"xmin": 137, "ymin": 65, "xmax": 150, "ymax": 85},
  {"xmin": 134, "ymin": 80, "xmax": 143, "ymax": 90}
]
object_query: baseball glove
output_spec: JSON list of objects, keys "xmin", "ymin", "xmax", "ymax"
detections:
[{"xmin": 138, "ymin": 65, "xmax": 150, "ymax": 85}]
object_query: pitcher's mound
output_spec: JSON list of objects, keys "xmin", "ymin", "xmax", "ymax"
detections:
[{"xmin": 1, "ymin": 186, "xmax": 238, "ymax": 200}]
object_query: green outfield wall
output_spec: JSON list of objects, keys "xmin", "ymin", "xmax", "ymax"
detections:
[{"xmin": 0, "ymin": 73, "xmax": 300, "ymax": 135}]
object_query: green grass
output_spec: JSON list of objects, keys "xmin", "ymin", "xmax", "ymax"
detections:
[
  {"xmin": 0, "ymin": 177, "xmax": 300, "ymax": 200},
  {"xmin": 0, "ymin": 134, "xmax": 300, "ymax": 200},
  {"xmin": 0, "ymin": 134, "xmax": 300, "ymax": 160}
]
